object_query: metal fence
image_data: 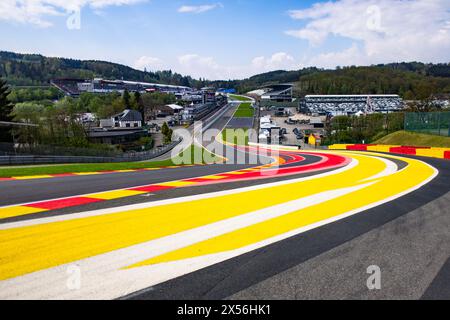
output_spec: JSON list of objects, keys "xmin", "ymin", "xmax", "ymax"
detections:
[
  {"xmin": 0, "ymin": 139, "xmax": 182, "ymax": 165},
  {"xmin": 405, "ymin": 112, "xmax": 450, "ymax": 137}
]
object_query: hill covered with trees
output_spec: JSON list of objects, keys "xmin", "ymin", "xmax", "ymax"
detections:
[
  {"xmin": 212, "ymin": 63, "xmax": 450, "ymax": 99},
  {"xmin": 1, "ymin": 51, "xmax": 449, "ymax": 101},
  {"xmin": 0, "ymin": 51, "xmax": 205, "ymax": 88}
]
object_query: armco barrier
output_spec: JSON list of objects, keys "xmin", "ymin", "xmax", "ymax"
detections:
[
  {"xmin": 0, "ymin": 139, "xmax": 182, "ymax": 166},
  {"xmin": 328, "ymin": 144, "xmax": 450, "ymax": 160}
]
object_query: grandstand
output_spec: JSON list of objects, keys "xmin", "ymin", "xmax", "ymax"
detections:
[
  {"xmin": 51, "ymin": 78, "xmax": 193, "ymax": 96},
  {"xmin": 261, "ymin": 84, "xmax": 294, "ymax": 103},
  {"xmin": 302, "ymin": 95, "xmax": 404, "ymax": 116}
]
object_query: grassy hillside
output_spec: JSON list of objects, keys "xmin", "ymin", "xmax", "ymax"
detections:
[{"xmin": 375, "ymin": 131, "xmax": 450, "ymax": 148}]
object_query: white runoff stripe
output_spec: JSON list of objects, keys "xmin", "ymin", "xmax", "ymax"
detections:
[
  {"xmin": 0, "ymin": 159, "xmax": 359, "ymax": 230},
  {"xmin": 0, "ymin": 182, "xmax": 375, "ymax": 300}
]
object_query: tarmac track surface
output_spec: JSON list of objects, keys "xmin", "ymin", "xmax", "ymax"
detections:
[{"xmin": 0, "ymin": 104, "xmax": 448, "ymax": 300}]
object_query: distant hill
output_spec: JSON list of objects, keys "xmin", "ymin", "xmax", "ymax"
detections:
[
  {"xmin": 212, "ymin": 63, "xmax": 450, "ymax": 99},
  {"xmin": 0, "ymin": 51, "xmax": 204, "ymax": 88},
  {"xmin": 1, "ymin": 51, "xmax": 449, "ymax": 100}
]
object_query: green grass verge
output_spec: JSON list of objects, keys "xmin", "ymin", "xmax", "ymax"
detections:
[
  {"xmin": 234, "ymin": 103, "xmax": 254, "ymax": 118},
  {"xmin": 222, "ymin": 129, "xmax": 249, "ymax": 146},
  {"xmin": 0, "ymin": 145, "xmax": 219, "ymax": 178},
  {"xmin": 229, "ymin": 94, "xmax": 252, "ymax": 102},
  {"xmin": 374, "ymin": 130, "xmax": 450, "ymax": 148}
]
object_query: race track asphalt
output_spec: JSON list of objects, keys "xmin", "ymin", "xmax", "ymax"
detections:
[
  {"xmin": 0, "ymin": 102, "xmax": 448, "ymax": 300},
  {"xmin": 124, "ymin": 156, "xmax": 450, "ymax": 300}
]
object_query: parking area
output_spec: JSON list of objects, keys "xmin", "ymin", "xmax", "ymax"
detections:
[{"xmin": 260, "ymin": 107, "xmax": 326, "ymax": 148}]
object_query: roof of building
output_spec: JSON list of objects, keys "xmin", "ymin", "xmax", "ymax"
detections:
[
  {"xmin": 88, "ymin": 129, "xmax": 146, "ymax": 138},
  {"xmin": 166, "ymin": 104, "xmax": 184, "ymax": 110},
  {"xmin": 310, "ymin": 117, "xmax": 324, "ymax": 124},
  {"xmin": 112, "ymin": 109, "xmax": 143, "ymax": 122},
  {"xmin": 305, "ymin": 94, "xmax": 400, "ymax": 98},
  {"xmin": 262, "ymin": 89, "xmax": 292, "ymax": 97}
]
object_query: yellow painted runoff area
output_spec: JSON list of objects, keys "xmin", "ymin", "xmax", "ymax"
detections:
[
  {"xmin": 87, "ymin": 190, "xmax": 147, "ymax": 200},
  {"xmin": 198, "ymin": 175, "xmax": 228, "ymax": 180},
  {"xmin": 72, "ymin": 172, "xmax": 102, "ymax": 176},
  {"xmin": 129, "ymin": 154, "xmax": 435, "ymax": 267},
  {"xmin": 0, "ymin": 206, "xmax": 46, "ymax": 220},
  {"xmin": 157, "ymin": 181, "xmax": 198, "ymax": 187},
  {"xmin": 11, "ymin": 175, "xmax": 54, "ymax": 180},
  {"xmin": 0, "ymin": 153, "xmax": 434, "ymax": 281}
]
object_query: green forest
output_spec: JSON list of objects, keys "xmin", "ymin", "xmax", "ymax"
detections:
[
  {"xmin": 1, "ymin": 51, "xmax": 449, "ymax": 150},
  {"xmin": 0, "ymin": 51, "xmax": 207, "ymax": 88},
  {"xmin": 215, "ymin": 63, "xmax": 450, "ymax": 99},
  {"xmin": 1, "ymin": 51, "xmax": 449, "ymax": 101}
]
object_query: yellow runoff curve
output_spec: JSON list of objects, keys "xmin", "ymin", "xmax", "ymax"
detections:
[
  {"xmin": 129, "ymin": 151, "xmax": 435, "ymax": 267},
  {"xmin": 0, "ymin": 152, "xmax": 436, "ymax": 281}
]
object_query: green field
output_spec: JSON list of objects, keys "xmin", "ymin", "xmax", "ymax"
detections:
[
  {"xmin": 375, "ymin": 131, "xmax": 450, "ymax": 148},
  {"xmin": 233, "ymin": 103, "xmax": 254, "ymax": 118},
  {"xmin": 222, "ymin": 129, "xmax": 249, "ymax": 146},
  {"xmin": 0, "ymin": 145, "xmax": 218, "ymax": 178},
  {"xmin": 229, "ymin": 94, "xmax": 252, "ymax": 102}
]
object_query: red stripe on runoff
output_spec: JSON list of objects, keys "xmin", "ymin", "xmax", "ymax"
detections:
[
  {"xmin": 24, "ymin": 197, "xmax": 103, "ymax": 210},
  {"xmin": 128, "ymin": 185, "xmax": 175, "ymax": 192}
]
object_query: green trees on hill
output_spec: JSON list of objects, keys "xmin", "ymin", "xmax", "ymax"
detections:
[
  {"xmin": 0, "ymin": 79, "xmax": 14, "ymax": 141},
  {"xmin": 11, "ymin": 98, "xmax": 89, "ymax": 147},
  {"xmin": 161, "ymin": 122, "xmax": 173, "ymax": 145},
  {"xmin": 212, "ymin": 63, "xmax": 450, "ymax": 99},
  {"xmin": 0, "ymin": 79, "xmax": 13, "ymax": 121},
  {"xmin": 0, "ymin": 51, "xmax": 202, "ymax": 88},
  {"xmin": 323, "ymin": 113, "xmax": 405, "ymax": 145},
  {"xmin": 296, "ymin": 66, "xmax": 450, "ymax": 99}
]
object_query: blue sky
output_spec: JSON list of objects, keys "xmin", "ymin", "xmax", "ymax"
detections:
[{"xmin": 1, "ymin": 0, "xmax": 449, "ymax": 80}]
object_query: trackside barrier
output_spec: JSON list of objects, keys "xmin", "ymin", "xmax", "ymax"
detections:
[
  {"xmin": 328, "ymin": 144, "xmax": 450, "ymax": 160},
  {"xmin": 0, "ymin": 139, "xmax": 182, "ymax": 165}
]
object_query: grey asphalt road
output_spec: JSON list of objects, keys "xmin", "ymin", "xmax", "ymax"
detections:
[
  {"xmin": 0, "ymin": 103, "xmax": 264, "ymax": 207},
  {"xmin": 1, "ymin": 101, "xmax": 448, "ymax": 301},
  {"xmin": 123, "ymin": 156, "xmax": 450, "ymax": 300},
  {"xmin": 0, "ymin": 153, "xmax": 330, "ymax": 224},
  {"xmin": 0, "ymin": 164, "xmax": 252, "ymax": 206}
]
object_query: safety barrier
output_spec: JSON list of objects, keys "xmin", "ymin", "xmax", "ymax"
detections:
[
  {"xmin": 328, "ymin": 144, "xmax": 450, "ymax": 160},
  {"xmin": 0, "ymin": 139, "xmax": 182, "ymax": 165}
]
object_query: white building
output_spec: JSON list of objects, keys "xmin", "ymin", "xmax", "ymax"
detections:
[{"xmin": 101, "ymin": 109, "xmax": 143, "ymax": 128}]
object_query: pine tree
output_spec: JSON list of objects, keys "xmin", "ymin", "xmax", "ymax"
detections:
[
  {"xmin": 0, "ymin": 79, "xmax": 13, "ymax": 121},
  {"xmin": 0, "ymin": 78, "xmax": 14, "ymax": 141},
  {"xmin": 122, "ymin": 89, "xmax": 131, "ymax": 109}
]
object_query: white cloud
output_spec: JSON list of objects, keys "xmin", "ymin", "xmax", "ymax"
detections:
[
  {"xmin": 286, "ymin": 0, "xmax": 450, "ymax": 66},
  {"xmin": 178, "ymin": 3, "xmax": 223, "ymax": 14},
  {"xmin": 252, "ymin": 52, "xmax": 298, "ymax": 71},
  {"xmin": 134, "ymin": 56, "xmax": 165, "ymax": 71},
  {"xmin": 177, "ymin": 54, "xmax": 232, "ymax": 79},
  {"xmin": 0, "ymin": 0, "xmax": 146, "ymax": 27},
  {"xmin": 134, "ymin": 52, "xmax": 300, "ymax": 80},
  {"xmin": 168, "ymin": 52, "xmax": 298, "ymax": 80},
  {"xmin": 305, "ymin": 43, "xmax": 367, "ymax": 69}
]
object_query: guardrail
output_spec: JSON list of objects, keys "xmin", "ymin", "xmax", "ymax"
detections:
[{"xmin": 0, "ymin": 139, "xmax": 182, "ymax": 165}]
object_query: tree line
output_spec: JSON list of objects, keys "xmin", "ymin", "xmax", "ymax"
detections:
[
  {"xmin": 322, "ymin": 113, "xmax": 406, "ymax": 145},
  {"xmin": 212, "ymin": 63, "xmax": 450, "ymax": 100},
  {"xmin": 0, "ymin": 77, "xmax": 180, "ymax": 151},
  {"xmin": 0, "ymin": 51, "xmax": 207, "ymax": 88}
]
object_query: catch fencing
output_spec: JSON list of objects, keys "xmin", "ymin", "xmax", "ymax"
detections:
[
  {"xmin": 405, "ymin": 112, "xmax": 450, "ymax": 137},
  {"xmin": 0, "ymin": 139, "xmax": 182, "ymax": 165}
]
